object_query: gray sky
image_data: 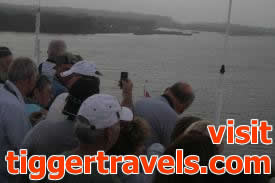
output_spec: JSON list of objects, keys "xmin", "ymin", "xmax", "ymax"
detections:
[{"xmin": 2, "ymin": 0, "xmax": 275, "ymax": 27}]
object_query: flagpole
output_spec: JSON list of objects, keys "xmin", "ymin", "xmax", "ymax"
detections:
[
  {"xmin": 34, "ymin": 0, "xmax": 41, "ymax": 64},
  {"xmin": 215, "ymin": 0, "xmax": 232, "ymax": 126},
  {"xmin": 224, "ymin": 0, "xmax": 233, "ymax": 53}
]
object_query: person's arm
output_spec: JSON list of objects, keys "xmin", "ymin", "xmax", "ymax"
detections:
[
  {"xmin": 121, "ymin": 80, "xmax": 134, "ymax": 111},
  {"xmin": 3, "ymin": 105, "xmax": 32, "ymax": 149}
]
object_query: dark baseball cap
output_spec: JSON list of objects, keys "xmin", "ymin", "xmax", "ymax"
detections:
[{"xmin": 0, "ymin": 47, "xmax": 12, "ymax": 58}]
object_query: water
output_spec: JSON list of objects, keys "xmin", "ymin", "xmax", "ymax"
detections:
[{"xmin": 0, "ymin": 32, "xmax": 274, "ymax": 161}]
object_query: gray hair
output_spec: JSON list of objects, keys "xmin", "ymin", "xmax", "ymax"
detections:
[
  {"xmin": 8, "ymin": 57, "xmax": 38, "ymax": 83},
  {"xmin": 48, "ymin": 40, "xmax": 67, "ymax": 50}
]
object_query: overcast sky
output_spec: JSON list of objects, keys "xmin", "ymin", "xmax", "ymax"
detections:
[{"xmin": 2, "ymin": 0, "xmax": 275, "ymax": 27}]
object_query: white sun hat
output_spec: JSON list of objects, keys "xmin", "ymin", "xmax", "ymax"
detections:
[
  {"xmin": 60, "ymin": 60, "xmax": 102, "ymax": 77},
  {"xmin": 77, "ymin": 94, "xmax": 133, "ymax": 129}
]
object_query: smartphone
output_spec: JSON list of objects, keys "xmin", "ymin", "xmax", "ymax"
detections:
[{"xmin": 120, "ymin": 72, "xmax": 128, "ymax": 89}]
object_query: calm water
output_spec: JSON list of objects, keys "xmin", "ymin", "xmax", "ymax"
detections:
[{"xmin": 0, "ymin": 32, "xmax": 274, "ymax": 161}]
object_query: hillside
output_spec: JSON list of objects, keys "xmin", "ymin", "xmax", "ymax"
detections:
[
  {"xmin": 0, "ymin": 3, "xmax": 167, "ymax": 34},
  {"xmin": 0, "ymin": 3, "xmax": 275, "ymax": 36}
]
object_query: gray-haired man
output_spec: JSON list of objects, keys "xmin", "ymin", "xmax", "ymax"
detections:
[
  {"xmin": 135, "ymin": 82, "xmax": 195, "ymax": 148},
  {"xmin": 38, "ymin": 40, "xmax": 67, "ymax": 79},
  {"xmin": 0, "ymin": 57, "xmax": 38, "ymax": 183}
]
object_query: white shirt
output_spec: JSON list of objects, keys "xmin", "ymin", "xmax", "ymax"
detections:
[
  {"xmin": 40, "ymin": 60, "xmax": 56, "ymax": 79},
  {"xmin": 46, "ymin": 93, "xmax": 68, "ymax": 122},
  {"xmin": 0, "ymin": 81, "xmax": 31, "ymax": 181}
]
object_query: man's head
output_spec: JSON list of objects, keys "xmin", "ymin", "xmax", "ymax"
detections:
[
  {"xmin": 54, "ymin": 54, "xmax": 75, "ymax": 76},
  {"xmin": 31, "ymin": 75, "xmax": 53, "ymax": 108},
  {"xmin": 175, "ymin": 133, "xmax": 219, "ymax": 166},
  {"xmin": 59, "ymin": 60, "xmax": 102, "ymax": 89},
  {"xmin": 165, "ymin": 82, "xmax": 195, "ymax": 114},
  {"xmin": 47, "ymin": 40, "xmax": 67, "ymax": 59},
  {"xmin": 0, "ymin": 47, "xmax": 13, "ymax": 81},
  {"xmin": 54, "ymin": 54, "xmax": 76, "ymax": 87},
  {"xmin": 154, "ymin": 132, "xmax": 219, "ymax": 183},
  {"xmin": 183, "ymin": 120, "xmax": 224, "ymax": 154},
  {"xmin": 63, "ymin": 77, "xmax": 100, "ymax": 120},
  {"xmin": 108, "ymin": 117, "xmax": 151, "ymax": 156},
  {"xmin": 171, "ymin": 116, "xmax": 202, "ymax": 142},
  {"xmin": 75, "ymin": 94, "xmax": 133, "ymax": 152},
  {"xmin": 8, "ymin": 57, "xmax": 38, "ymax": 97}
]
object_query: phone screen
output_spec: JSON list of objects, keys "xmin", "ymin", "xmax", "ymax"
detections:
[
  {"xmin": 120, "ymin": 72, "xmax": 128, "ymax": 88},
  {"xmin": 121, "ymin": 72, "xmax": 128, "ymax": 81}
]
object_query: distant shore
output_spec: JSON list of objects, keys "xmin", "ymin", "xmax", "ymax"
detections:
[{"xmin": 1, "ymin": 3, "xmax": 275, "ymax": 36}]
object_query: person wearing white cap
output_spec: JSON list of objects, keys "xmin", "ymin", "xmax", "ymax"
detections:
[
  {"xmin": 48, "ymin": 60, "xmax": 103, "ymax": 121},
  {"xmin": 60, "ymin": 60, "xmax": 102, "ymax": 78},
  {"xmin": 19, "ymin": 81, "xmax": 133, "ymax": 183},
  {"xmin": 60, "ymin": 94, "xmax": 133, "ymax": 183},
  {"xmin": 53, "ymin": 59, "xmax": 101, "ymax": 98},
  {"xmin": 52, "ymin": 56, "xmax": 99, "ymax": 98},
  {"xmin": 47, "ymin": 68, "xmax": 133, "ymax": 123}
]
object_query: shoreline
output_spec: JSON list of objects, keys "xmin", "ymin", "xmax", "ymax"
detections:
[{"xmin": 1, "ymin": 30, "xmax": 275, "ymax": 37}]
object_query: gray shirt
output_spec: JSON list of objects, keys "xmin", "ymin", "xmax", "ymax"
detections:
[
  {"xmin": 21, "ymin": 119, "xmax": 79, "ymax": 157},
  {"xmin": 17, "ymin": 120, "xmax": 78, "ymax": 183},
  {"xmin": 134, "ymin": 96, "xmax": 178, "ymax": 148},
  {"xmin": 0, "ymin": 80, "xmax": 32, "ymax": 181}
]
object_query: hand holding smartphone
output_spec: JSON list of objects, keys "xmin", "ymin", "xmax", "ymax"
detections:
[{"xmin": 119, "ymin": 72, "xmax": 128, "ymax": 89}]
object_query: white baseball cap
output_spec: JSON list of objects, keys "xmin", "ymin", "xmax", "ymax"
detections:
[
  {"xmin": 77, "ymin": 94, "xmax": 133, "ymax": 129},
  {"xmin": 60, "ymin": 60, "xmax": 102, "ymax": 77}
]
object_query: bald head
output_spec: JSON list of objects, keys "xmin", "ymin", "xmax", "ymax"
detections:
[
  {"xmin": 47, "ymin": 40, "xmax": 67, "ymax": 59},
  {"xmin": 166, "ymin": 82, "xmax": 195, "ymax": 114},
  {"xmin": 171, "ymin": 82, "xmax": 194, "ymax": 104}
]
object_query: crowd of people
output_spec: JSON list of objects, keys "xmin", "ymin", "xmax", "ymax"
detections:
[{"xmin": 0, "ymin": 41, "xmax": 273, "ymax": 183}]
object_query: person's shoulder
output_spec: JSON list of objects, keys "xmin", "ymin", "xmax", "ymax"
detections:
[
  {"xmin": 21, "ymin": 121, "xmax": 51, "ymax": 148},
  {"xmin": 135, "ymin": 96, "xmax": 172, "ymax": 111},
  {"xmin": 56, "ymin": 93, "xmax": 69, "ymax": 100},
  {"xmin": 47, "ymin": 93, "xmax": 68, "ymax": 122},
  {"xmin": 0, "ymin": 94, "xmax": 24, "ymax": 113},
  {"xmin": 25, "ymin": 119, "xmax": 51, "ymax": 135},
  {"xmin": 28, "ymin": 119, "xmax": 66, "ymax": 138},
  {"xmin": 135, "ymin": 96, "xmax": 163, "ymax": 106},
  {"xmin": 50, "ymin": 92, "xmax": 68, "ymax": 109},
  {"xmin": 35, "ymin": 119, "xmax": 69, "ymax": 129},
  {"xmin": 22, "ymin": 119, "xmax": 65, "ymax": 145},
  {"xmin": 0, "ymin": 87, "xmax": 15, "ymax": 101}
]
